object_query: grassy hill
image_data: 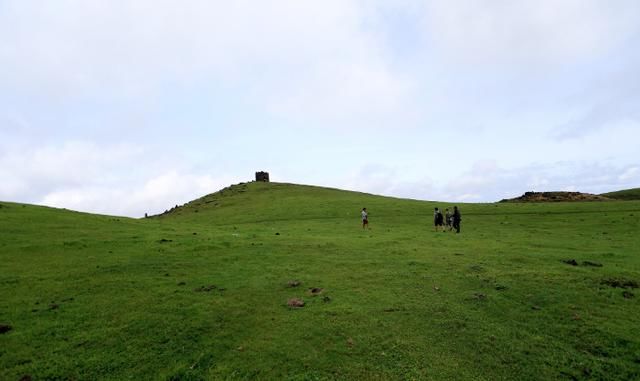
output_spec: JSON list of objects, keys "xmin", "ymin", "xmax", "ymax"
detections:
[
  {"xmin": 600, "ymin": 188, "xmax": 640, "ymax": 201},
  {"xmin": 1, "ymin": 182, "xmax": 640, "ymax": 380}
]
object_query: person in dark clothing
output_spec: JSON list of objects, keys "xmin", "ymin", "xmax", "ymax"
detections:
[
  {"xmin": 452, "ymin": 206, "xmax": 462, "ymax": 233},
  {"xmin": 434, "ymin": 207, "xmax": 444, "ymax": 232}
]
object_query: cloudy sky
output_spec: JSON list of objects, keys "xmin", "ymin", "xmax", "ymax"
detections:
[{"xmin": 1, "ymin": 1, "xmax": 639, "ymax": 217}]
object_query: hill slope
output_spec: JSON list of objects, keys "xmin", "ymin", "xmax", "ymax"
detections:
[
  {"xmin": 600, "ymin": 187, "xmax": 640, "ymax": 201},
  {"xmin": 153, "ymin": 181, "xmax": 437, "ymax": 224},
  {"xmin": 1, "ymin": 184, "xmax": 640, "ymax": 380}
]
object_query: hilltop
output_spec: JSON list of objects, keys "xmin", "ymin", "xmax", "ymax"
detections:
[{"xmin": 1, "ymin": 182, "xmax": 640, "ymax": 380}]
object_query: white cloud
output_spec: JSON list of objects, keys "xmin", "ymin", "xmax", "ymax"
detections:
[
  {"xmin": 0, "ymin": 141, "xmax": 143, "ymax": 200},
  {"xmin": 0, "ymin": 141, "xmax": 239, "ymax": 217},
  {"xmin": 263, "ymin": 60, "xmax": 414, "ymax": 126},
  {"xmin": 527, "ymin": 176, "xmax": 550, "ymax": 189},
  {"xmin": 420, "ymin": 0, "xmax": 639, "ymax": 66},
  {"xmin": 619, "ymin": 167, "xmax": 639, "ymax": 182},
  {"xmin": 340, "ymin": 164, "xmax": 435, "ymax": 200},
  {"xmin": 40, "ymin": 171, "xmax": 236, "ymax": 217},
  {"xmin": 0, "ymin": 1, "xmax": 412, "ymax": 125},
  {"xmin": 342, "ymin": 160, "xmax": 640, "ymax": 204},
  {"xmin": 0, "ymin": 113, "xmax": 30, "ymax": 133},
  {"xmin": 454, "ymin": 193, "xmax": 482, "ymax": 202},
  {"xmin": 457, "ymin": 161, "xmax": 640, "ymax": 199}
]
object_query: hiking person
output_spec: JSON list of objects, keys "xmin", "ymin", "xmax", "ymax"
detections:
[
  {"xmin": 361, "ymin": 207, "xmax": 369, "ymax": 229},
  {"xmin": 434, "ymin": 207, "xmax": 444, "ymax": 232},
  {"xmin": 445, "ymin": 208, "xmax": 452, "ymax": 231},
  {"xmin": 452, "ymin": 206, "xmax": 462, "ymax": 233}
]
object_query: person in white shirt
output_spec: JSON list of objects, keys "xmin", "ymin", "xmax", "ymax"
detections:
[{"xmin": 361, "ymin": 207, "xmax": 369, "ymax": 229}]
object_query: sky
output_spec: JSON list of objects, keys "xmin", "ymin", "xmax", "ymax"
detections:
[{"xmin": 1, "ymin": 0, "xmax": 639, "ymax": 217}]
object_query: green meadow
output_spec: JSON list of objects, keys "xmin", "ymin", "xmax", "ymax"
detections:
[{"xmin": 1, "ymin": 182, "xmax": 639, "ymax": 380}]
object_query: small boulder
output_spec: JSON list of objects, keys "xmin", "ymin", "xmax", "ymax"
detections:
[
  {"xmin": 287, "ymin": 298, "xmax": 305, "ymax": 308},
  {"xmin": 309, "ymin": 287, "xmax": 324, "ymax": 295}
]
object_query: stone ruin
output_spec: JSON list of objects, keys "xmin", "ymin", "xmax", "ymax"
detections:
[{"xmin": 255, "ymin": 171, "xmax": 270, "ymax": 182}]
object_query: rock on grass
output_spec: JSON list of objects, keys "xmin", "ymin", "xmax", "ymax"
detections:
[
  {"xmin": 309, "ymin": 287, "xmax": 324, "ymax": 295},
  {"xmin": 287, "ymin": 298, "xmax": 305, "ymax": 308}
]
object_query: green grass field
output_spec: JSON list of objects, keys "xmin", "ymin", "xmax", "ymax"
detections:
[
  {"xmin": 1, "ymin": 182, "xmax": 639, "ymax": 380},
  {"xmin": 601, "ymin": 188, "xmax": 640, "ymax": 201}
]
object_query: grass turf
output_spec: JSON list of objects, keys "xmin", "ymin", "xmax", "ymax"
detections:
[
  {"xmin": 600, "ymin": 188, "xmax": 640, "ymax": 201},
  {"xmin": 1, "ymin": 182, "xmax": 639, "ymax": 380}
]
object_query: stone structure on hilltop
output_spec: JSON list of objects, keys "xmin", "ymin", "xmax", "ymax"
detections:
[{"xmin": 255, "ymin": 171, "xmax": 270, "ymax": 182}]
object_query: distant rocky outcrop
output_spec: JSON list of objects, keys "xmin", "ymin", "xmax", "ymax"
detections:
[{"xmin": 499, "ymin": 191, "xmax": 611, "ymax": 203}]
